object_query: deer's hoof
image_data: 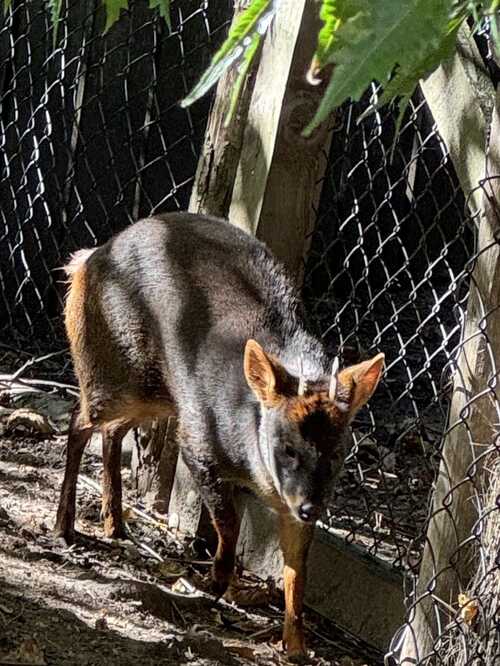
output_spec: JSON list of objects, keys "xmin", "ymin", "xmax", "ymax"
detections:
[
  {"xmin": 210, "ymin": 574, "xmax": 230, "ymax": 599},
  {"xmin": 211, "ymin": 556, "xmax": 233, "ymax": 599},
  {"xmin": 283, "ymin": 631, "xmax": 308, "ymax": 663},
  {"xmin": 286, "ymin": 649, "xmax": 309, "ymax": 664},
  {"xmin": 53, "ymin": 524, "xmax": 75, "ymax": 546}
]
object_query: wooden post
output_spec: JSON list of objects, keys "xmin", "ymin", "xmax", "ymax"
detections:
[
  {"xmin": 168, "ymin": 0, "xmax": 333, "ymax": 538},
  {"xmin": 229, "ymin": 0, "xmax": 332, "ymax": 276},
  {"xmin": 130, "ymin": 418, "xmax": 178, "ymax": 513},
  {"xmin": 188, "ymin": 0, "xmax": 260, "ymax": 217},
  {"xmin": 397, "ymin": 28, "xmax": 500, "ymax": 663}
]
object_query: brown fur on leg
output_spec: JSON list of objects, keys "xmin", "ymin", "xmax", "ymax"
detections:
[
  {"xmin": 279, "ymin": 513, "xmax": 314, "ymax": 660},
  {"xmin": 54, "ymin": 406, "xmax": 93, "ymax": 544},
  {"xmin": 101, "ymin": 422, "xmax": 130, "ymax": 539},
  {"xmin": 209, "ymin": 490, "xmax": 240, "ymax": 597}
]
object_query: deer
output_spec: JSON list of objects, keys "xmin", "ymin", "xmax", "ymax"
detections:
[{"xmin": 54, "ymin": 211, "xmax": 384, "ymax": 660}]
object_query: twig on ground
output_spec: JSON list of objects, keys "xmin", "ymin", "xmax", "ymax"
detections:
[
  {"xmin": 124, "ymin": 523, "xmax": 163, "ymax": 563},
  {"xmin": 0, "ymin": 376, "xmax": 78, "ymax": 397},
  {"xmin": 8, "ymin": 349, "xmax": 69, "ymax": 384},
  {"xmin": 248, "ymin": 623, "xmax": 281, "ymax": 640},
  {"xmin": 78, "ymin": 474, "xmax": 184, "ymax": 548}
]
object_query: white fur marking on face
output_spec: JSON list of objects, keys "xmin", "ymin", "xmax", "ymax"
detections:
[
  {"xmin": 298, "ymin": 357, "xmax": 306, "ymax": 396},
  {"xmin": 334, "ymin": 400, "xmax": 350, "ymax": 413},
  {"xmin": 329, "ymin": 357, "xmax": 339, "ymax": 400}
]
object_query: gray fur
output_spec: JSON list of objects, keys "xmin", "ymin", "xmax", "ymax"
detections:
[{"xmin": 79, "ymin": 213, "xmax": 337, "ymax": 504}]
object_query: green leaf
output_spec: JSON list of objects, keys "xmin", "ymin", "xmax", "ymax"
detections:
[
  {"xmin": 148, "ymin": 0, "xmax": 171, "ymax": 31},
  {"xmin": 379, "ymin": 25, "xmax": 459, "ymax": 106},
  {"xmin": 103, "ymin": 0, "xmax": 128, "ymax": 32},
  {"xmin": 224, "ymin": 31, "xmax": 261, "ymax": 127},
  {"xmin": 305, "ymin": 0, "xmax": 458, "ymax": 135},
  {"xmin": 50, "ymin": 0, "xmax": 63, "ymax": 46},
  {"xmin": 181, "ymin": 0, "xmax": 275, "ymax": 108},
  {"xmin": 315, "ymin": 0, "xmax": 341, "ymax": 67}
]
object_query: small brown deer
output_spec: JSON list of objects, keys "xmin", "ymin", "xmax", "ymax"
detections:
[{"xmin": 54, "ymin": 212, "xmax": 384, "ymax": 660}]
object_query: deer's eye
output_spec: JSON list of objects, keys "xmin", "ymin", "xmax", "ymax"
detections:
[{"xmin": 285, "ymin": 445, "xmax": 297, "ymax": 459}]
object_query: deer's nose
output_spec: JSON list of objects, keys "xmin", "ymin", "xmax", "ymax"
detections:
[{"xmin": 298, "ymin": 502, "xmax": 319, "ymax": 522}]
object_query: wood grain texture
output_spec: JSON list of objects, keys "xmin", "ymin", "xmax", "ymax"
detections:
[
  {"xmin": 188, "ymin": 0, "xmax": 258, "ymax": 218},
  {"xmin": 228, "ymin": 0, "xmax": 334, "ymax": 278}
]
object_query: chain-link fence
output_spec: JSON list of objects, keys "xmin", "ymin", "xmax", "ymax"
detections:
[
  {"xmin": 2, "ymin": 4, "xmax": 500, "ymax": 664},
  {"xmin": 303, "ymin": 26, "xmax": 500, "ymax": 665},
  {"xmin": 385, "ymin": 164, "xmax": 500, "ymax": 664},
  {"xmin": 0, "ymin": 0, "xmax": 232, "ymax": 351},
  {"xmin": 304, "ymin": 84, "xmax": 474, "ymax": 568}
]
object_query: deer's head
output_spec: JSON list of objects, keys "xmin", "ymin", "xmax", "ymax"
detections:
[{"xmin": 244, "ymin": 340, "xmax": 384, "ymax": 522}]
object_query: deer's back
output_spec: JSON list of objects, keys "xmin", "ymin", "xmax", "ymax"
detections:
[{"xmin": 66, "ymin": 213, "xmax": 301, "ymax": 423}]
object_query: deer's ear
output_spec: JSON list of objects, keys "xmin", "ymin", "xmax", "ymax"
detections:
[
  {"xmin": 337, "ymin": 353, "xmax": 385, "ymax": 420},
  {"xmin": 244, "ymin": 340, "xmax": 284, "ymax": 407}
]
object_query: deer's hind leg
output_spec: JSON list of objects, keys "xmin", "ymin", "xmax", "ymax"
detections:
[
  {"xmin": 54, "ymin": 405, "xmax": 93, "ymax": 544},
  {"xmin": 101, "ymin": 421, "xmax": 132, "ymax": 539}
]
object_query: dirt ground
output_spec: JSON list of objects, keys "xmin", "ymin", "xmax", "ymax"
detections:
[{"xmin": 0, "ymin": 406, "xmax": 380, "ymax": 666}]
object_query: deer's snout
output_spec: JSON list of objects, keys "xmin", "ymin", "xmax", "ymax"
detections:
[{"xmin": 298, "ymin": 501, "xmax": 320, "ymax": 523}]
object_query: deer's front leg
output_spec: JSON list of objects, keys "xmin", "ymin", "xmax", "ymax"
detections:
[
  {"xmin": 180, "ymin": 447, "xmax": 239, "ymax": 597},
  {"xmin": 206, "ymin": 482, "xmax": 239, "ymax": 597},
  {"xmin": 279, "ymin": 512, "xmax": 314, "ymax": 661}
]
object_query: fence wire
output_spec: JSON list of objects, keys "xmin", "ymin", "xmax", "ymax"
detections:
[
  {"xmin": 303, "ymin": 28, "xmax": 500, "ymax": 666},
  {"xmin": 304, "ymin": 84, "xmax": 475, "ymax": 568},
  {"xmin": 0, "ymin": 0, "xmax": 232, "ymax": 350},
  {"xmin": 2, "ymin": 4, "xmax": 500, "ymax": 665}
]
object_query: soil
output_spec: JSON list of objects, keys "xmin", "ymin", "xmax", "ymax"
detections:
[{"xmin": 0, "ymin": 424, "xmax": 378, "ymax": 666}]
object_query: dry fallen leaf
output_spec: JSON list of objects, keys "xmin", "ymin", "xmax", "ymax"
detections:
[
  {"xmin": 458, "ymin": 593, "xmax": 479, "ymax": 626},
  {"xmin": 223, "ymin": 639, "xmax": 256, "ymax": 660},
  {"xmin": 6, "ymin": 409, "xmax": 53, "ymax": 435},
  {"xmin": 168, "ymin": 512, "xmax": 180, "ymax": 530},
  {"xmin": 122, "ymin": 507, "xmax": 137, "ymax": 523},
  {"xmin": 172, "ymin": 577, "xmax": 197, "ymax": 595},
  {"xmin": 95, "ymin": 616, "xmax": 109, "ymax": 631},
  {"xmin": 95, "ymin": 608, "xmax": 109, "ymax": 632},
  {"xmin": 224, "ymin": 583, "xmax": 270, "ymax": 607}
]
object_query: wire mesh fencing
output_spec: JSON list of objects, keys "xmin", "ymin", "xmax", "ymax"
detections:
[
  {"xmin": 2, "ymin": 3, "xmax": 500, "ymax": 664},
  {"xmin": 302, "ymin": 29, "xmax": 500, "ymax": 665},
  {"xmin": 385, "ymin": 178, "xmax": 500, "ymax": 666},
  {"xmin": 0, "ymin": 0, "xmax": 232, "ymax": 351},
  {"xmin": 303, "ymin": 83, "xmax": 475, "ymax": 569}
]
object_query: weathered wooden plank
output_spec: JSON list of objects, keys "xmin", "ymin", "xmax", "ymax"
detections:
[
  {"xmin": 131, "ymin": 418, "xmax": 179, "ymax": 513},
  {"xmin": 398, "ymin": 28, "xmax": 499, "ymax": 663},
  {"xmin": 228, "ymin": 0, "xmax": 333, "ymax": 277},
  {"xmin": 188, "ymin": 0, "xmax": 258, "ymax": 218}
]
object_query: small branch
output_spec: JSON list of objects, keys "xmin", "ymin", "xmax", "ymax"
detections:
[
  {"xmin": 247, "ymin": 623, "xmax": 281, "ymax": 640},
  {"xmin": 0, "ymin": 375, "xmax": 78, "ymax": 397},
  {"xmin": 78, "ymin": 474, "xmax": 184, "ymax": 548},
  {"xmin": 8, "ymin": 349, "xmax": 69, "ymax": 383}
]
